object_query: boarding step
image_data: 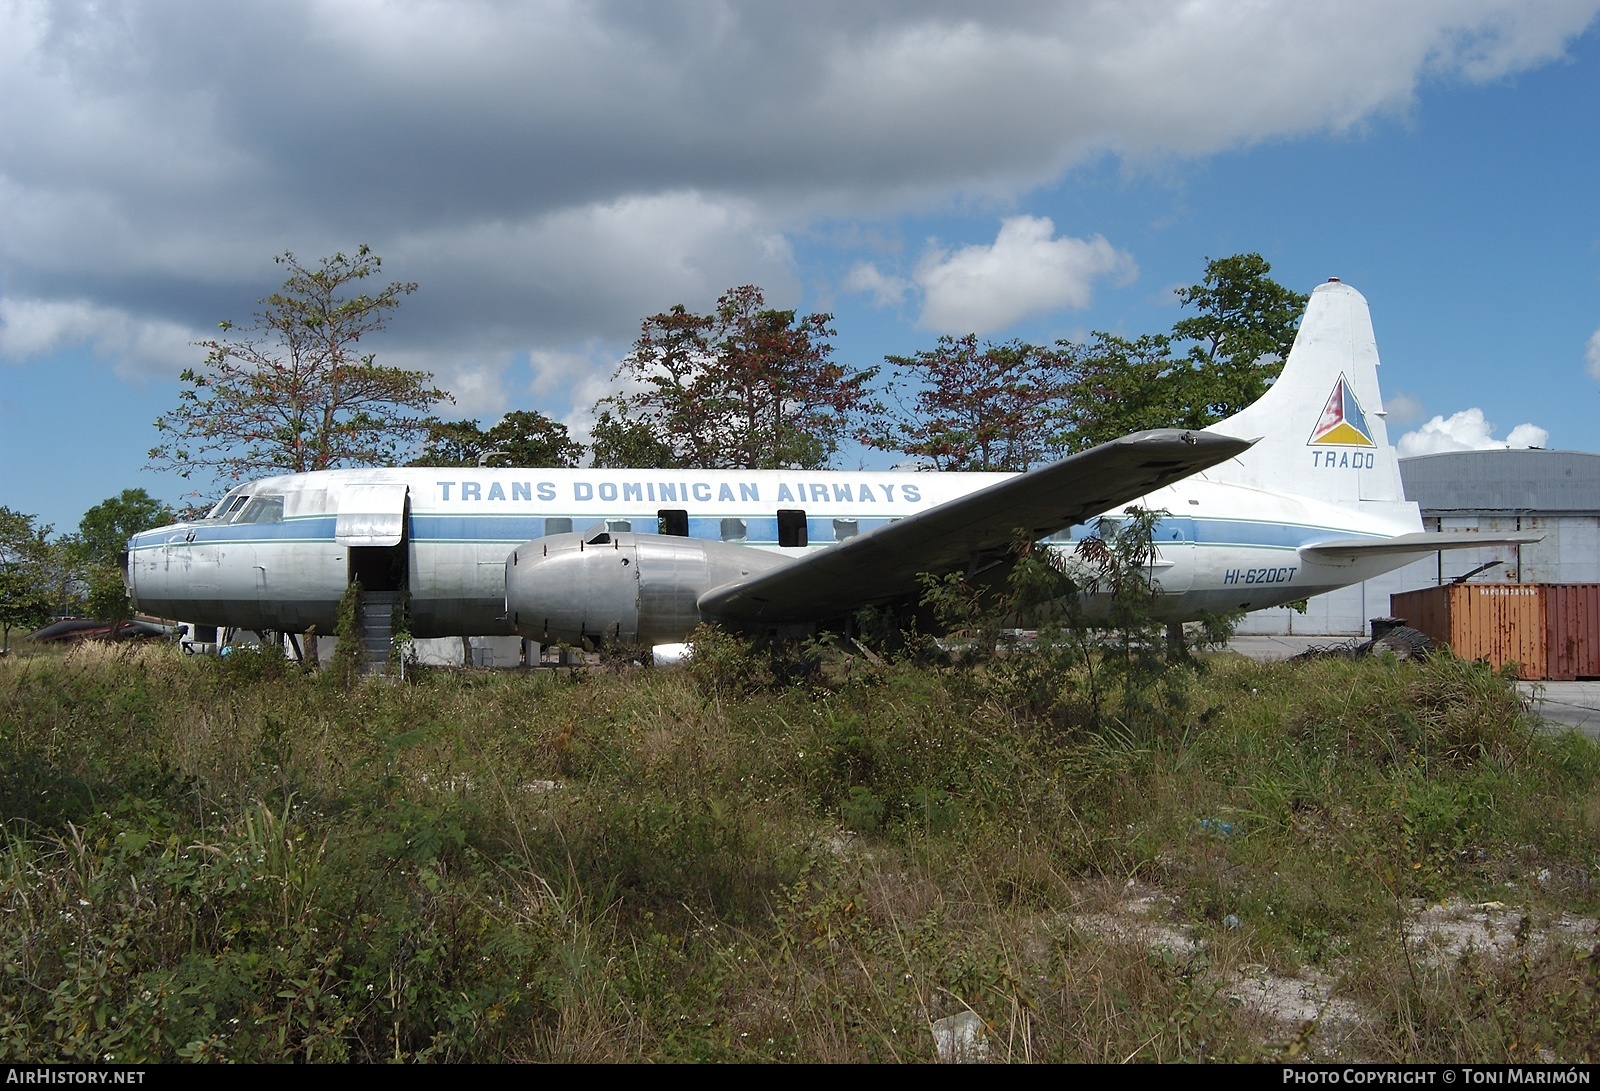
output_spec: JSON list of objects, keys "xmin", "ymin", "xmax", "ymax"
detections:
[{"xmin": 360, "ymin": 590, "xmax": 402, "ymax": 675}]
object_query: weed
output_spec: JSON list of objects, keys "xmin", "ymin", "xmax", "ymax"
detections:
[{"xmin": 0, "ymin": 640, "xmax": 1594, "ymax": 1061}]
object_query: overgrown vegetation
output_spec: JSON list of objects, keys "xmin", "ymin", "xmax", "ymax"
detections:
[{"xmin": 0, "ymin": 633, "xmax": 1595, "ymax": 1062}]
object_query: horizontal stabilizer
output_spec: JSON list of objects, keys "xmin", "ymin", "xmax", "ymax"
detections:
[{"xmin": 1300, "ymin": 531, "xmax": 1544, "ymax": 566}]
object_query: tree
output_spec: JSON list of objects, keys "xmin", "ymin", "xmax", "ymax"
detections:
[
  {"xmin": 1056, "ymin": 331, "xmax": 1179, "ymax": 451},
  {"xmin": 863, "ymin": 254, "xmax": 1304, "ymax": 464},
  {"xmin": 588, "ymin": 408, "xmax": 676, "ymax": 469},
  {"xmin": 410, "ymin": 419, "xmax": 489, "ymax": 468},
  {"xmin": 413, "ymin": 410, "xmax": 583, "ymax": 468},
  {"xmin": 595, "ymin": 286, "xmax": 875, "ymax": 469},
  {"xmin": 149, "ymin": 246, "xmax": 449, "ymax": 486},
  {"xmin": 0, "ymin": 507, "xmax": 55, "ymax": 652},
  {"xmin": 1057, "ymin": 253, "xmax": 1306, "ymax": 450},
  {"xmin": 70, "ymin": 489, "xmax": 175, "ymax": 623},
  {"xmin": 861, "ymin": 335, "xmax": 1070, "ymax": 471},
  {"xmin": 1171, "ymin": 252, "xmax": 1308, "ymax": 419},
  {"xmin": 74, "ymin": 489, "xmax": 174, "ymax": 568}
]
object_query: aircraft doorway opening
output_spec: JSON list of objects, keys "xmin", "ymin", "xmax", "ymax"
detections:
[
  {"xmin": 334, "ymin": 483, "xmax": 412, "ymax": 594},
  {"xmin": 349, "ymin": 544, "xmax": 407, "ymax": 593}
]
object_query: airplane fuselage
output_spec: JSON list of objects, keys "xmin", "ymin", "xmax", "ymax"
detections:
[
  {"xmin": 129, "ymin": 281, "xmax": 1540, "ymax": 649},
  {"xmin": 127, "ymin": 463, "xmax": 1423, "ymax": 640}
]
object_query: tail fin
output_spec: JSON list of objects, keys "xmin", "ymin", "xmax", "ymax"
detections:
[{"xmin": 1205, "ymin": 279, "xmax": 1407, "ymax": 506}]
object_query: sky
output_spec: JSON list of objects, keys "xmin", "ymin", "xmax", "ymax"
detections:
[{"xmin": 3, "ymin": 0, "xmax": 1600, "ymax": 534}]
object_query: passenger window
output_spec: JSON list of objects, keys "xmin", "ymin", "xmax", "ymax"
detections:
[
  {"xmin": 658, "ymin": 509, "xmax": 689, "ymax": 537},
  {"xmin": 777, "ymin": 509, "xmax": 808, "ymax": 548},
  {"xmin": 605, "ymin": 519, "xmax": 632, "ymax": 534},
  {"xmin": 832, "ymin": 518, "xmax": 859, "ymax": 541},
  {"xmin": 238, "ymin": 496, "xmax": 284, "ymax": 524},
  {"xmin": 544, "ymin": 517, "xmax": 572, "ymax": 536},
  {"xmin": 720, "ymin": 517, "xmax": 747, "ymax": 542}
]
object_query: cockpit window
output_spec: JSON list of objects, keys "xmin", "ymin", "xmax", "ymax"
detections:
[
  {"xmin": 218, "ymin": 494, "xmax": 251, "ymax": 520},
  {"xmin": 207, "ymin": 490, "xmax": 247, "ymax": 520},
  {"xmin": 237, "ymin": 496, "xmax": 284, "ymax": 524}
]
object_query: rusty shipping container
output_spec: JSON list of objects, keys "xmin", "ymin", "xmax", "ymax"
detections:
[
  {"xmin": 1546, "ymin": 584, "xmax": 1600, "ymax": 681},
  {"xmin": 1390, "ymin": 584, "xmax": 1548, "ymax": 680}
]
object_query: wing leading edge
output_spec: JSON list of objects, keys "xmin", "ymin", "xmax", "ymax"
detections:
[{"xmin": 698, "ymin": 429, "xmax": 1254, "ymax": 625}]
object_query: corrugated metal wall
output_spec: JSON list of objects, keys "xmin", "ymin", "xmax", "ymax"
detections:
[
  {"xmin": 1392, "ymin": 584, "xmax": 1600, "ymax": 680},
  {"xmin": 1392, "ymin": 585, "xmax": 1545, "ymax": 679},
  {"xmin": 1547, "ymin": 584, "xmax": 1600, "ymax": 681}
]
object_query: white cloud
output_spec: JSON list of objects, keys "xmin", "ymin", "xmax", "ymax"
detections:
[
  {"xmin": 381, "ymin": 342, "xmax": 631, "ymax": 430},
  {"xmin": 843, "ymin": 262, "xmax": 911, "ymax": 308},
  {"xmin": 384, "ymin": 191, "xmax": 798, "ymax": 347},
  {"xmin": 1397, "ymin": 407, "xmax": 1549, "ymax": 457},
  {"xmin": 1505, "ymin": 422, "xmax": 1550, "ymax": 448},
  {"xmin": 1586, "ymin": 327, "xmax": 1600, "ymax": 380},
  {"xmin": 914, "ymin": 217, "xmax": 1135, "ymax": 333},
  {"xmin": 1384, "ymin": 391, "xmax": 1425, "ymax": 423},
  {"xmin": 0, "ymin": 2, "xmax": 1594, "ymax": 380},
  {"xmin": 526, "ymin": 345, "xmax": 642, "ymax": 449},
  {"xmin": 410, "ymin": 356, "xmax": 511, "ymax": 421},
  {"xmin": 0, "ymin": 295, "xmax": 199, "ymax": 379}
]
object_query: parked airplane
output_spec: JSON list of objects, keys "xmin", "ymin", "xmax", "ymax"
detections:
[{"xmin": 126, "ymin": 279, "xmax": 1536, "ymax": 652}]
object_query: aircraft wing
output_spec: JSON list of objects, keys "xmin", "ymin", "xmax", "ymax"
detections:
[
  {"xmin": 1299, "ymin": 530, "xmax": 1545, "ymax": 566},
  {"xmin": 697, "ymin": 429, "xmax": 1253, "ymax": 625}
]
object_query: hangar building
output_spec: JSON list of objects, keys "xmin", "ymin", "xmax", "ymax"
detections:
[{"xmin": 1235, "ymin": 449, "xmax": 1600, "ymax": 636}]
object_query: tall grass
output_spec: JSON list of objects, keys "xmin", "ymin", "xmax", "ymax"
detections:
[{"xmin": 0, "ymin": 640, "xmax": 1595, "ymax": 1061}]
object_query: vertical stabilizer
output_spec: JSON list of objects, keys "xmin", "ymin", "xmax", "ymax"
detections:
[{"xmin": 1205, "ymin": 279, "xmax": 1407, "ymax": 507}]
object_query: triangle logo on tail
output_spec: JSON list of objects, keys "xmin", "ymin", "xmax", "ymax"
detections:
[{"xmin": 1307, "ymin": 373, "xmax": 1375, "ymax": 447}]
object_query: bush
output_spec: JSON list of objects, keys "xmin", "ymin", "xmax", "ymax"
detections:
[{"xmin": 0, "ymin": 638, "xmax": 1595, "ymax": 1062}]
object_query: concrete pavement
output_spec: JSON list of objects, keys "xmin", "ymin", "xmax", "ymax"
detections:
[{"xmin": 1517, "ymin": 682, "xmax": 1600, "ymax": 739}]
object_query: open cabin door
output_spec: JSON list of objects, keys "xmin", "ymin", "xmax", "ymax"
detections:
[{"xmin": 336, "ymin": 484, "xmax": 410, "ymax": 592}]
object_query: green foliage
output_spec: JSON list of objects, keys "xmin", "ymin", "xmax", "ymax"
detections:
[
  {"xmin": 862, "ymin": 335, "xmax": 1070, "ymax": 470},
  {"xmin": 863, "ymin": 253, "xmax": 1305, "ymax": 463},
  {"xmin": 329, "ymin": 580, "xmax": 366, "ymax": 684},
  {"xmin": 0, "ymin": 567, "xmax": 52, "ymax": 653},
  {"xmin": 594, "ymin": 285, "xmax": 876, "ymax": 470},
  {"xmin": 1070, "ymin": 507, "xmax": 1176, "ymax": 715},
  {"xmin": 0, "ymin": 507, "xmax": 57, "ymax": 652},
  {"xmin": 149, "ymin": 246, "xmax": 448, "ymax": 485},
  {"xmin": 1057, "ymin": 253, "xmax": 1306, "ymax": 449},
  {"xmin": 413, "ymin": 410, "xmax": 583, "ymax": 468},
  {"xmin": 910, "ymin": 509, "xmax": 1205, "ymax": 735},
  {"xmin": 0, "ymin": 638, "xmax": 1594, "ymax": 1062},
  {"xmin": 1056, "ymin": 329, "xmax": 1184, "ymax": 449},
  {"xmin": 62, "ymin": 489, "xmax": 174, "ymax": 624},
  {"xmin": 0, "ymin": 492, "xmax": 179, "ymax": 634},
  {"xmin": 208, "ymin": 641, "xmax": 291, "ymax": 685},
  {"xmin": 74, "ymin": 489, "xmax": 173, "ymax": 569},
  {"xmin": 79, "ymin": 565, "xmax": 131, "ymax": 624},
  {"xmin": 588, "ymin": 407, "xmax": 678, "ymax": 469},
  {"xmin": 839, "ymin": 785, "xmax": 886, "ymax": 833},
  {"xmin": 1170, "ymin": 252, "xmax": 1310, "ymax": 414},
  {"xmin": 685, "ymin": 623, "xmax": 774, "ymax": 696}
]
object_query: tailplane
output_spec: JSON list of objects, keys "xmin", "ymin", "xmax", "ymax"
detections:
[{"xmin": 1205, "ymin": 279, "xmax": 1407, "ymax": 507}]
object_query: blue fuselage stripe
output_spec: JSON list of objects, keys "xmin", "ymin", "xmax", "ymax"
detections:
[{"xmin": 132, "ymin": 514, "xmax": 1387, "ymax": 553}]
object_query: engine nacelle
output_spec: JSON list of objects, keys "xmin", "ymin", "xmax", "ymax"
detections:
[{"xmin": 505, "ymin": 531, "xmax": 791, "ymax": 646}]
